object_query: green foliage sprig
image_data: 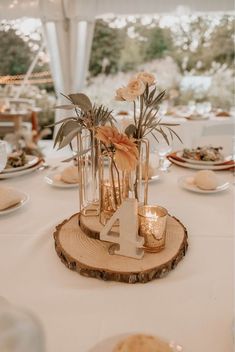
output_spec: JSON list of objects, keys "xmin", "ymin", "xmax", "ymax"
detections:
[{"xmin": 49, "ymin": 93, "xmax": 114, "ymax": 151}]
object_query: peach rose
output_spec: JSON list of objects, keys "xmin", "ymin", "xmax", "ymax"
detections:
[
  {"xmin": 137, "ymin": 72, "xmax": 155, "ymax": 86},
  {"xmin": 126, "ymin": 78, "xmax": 145, "ymax": 97},
  {"xmin": 115, "ymin": 78, "xmax": 145, "ymax": 102},
  {"xmin": 115, "ymin": 87, "xmax": 126, "ymax": 101},
  {"xmin": 115, "ymin": 86, "xmax": 137, "ymax": 102}
]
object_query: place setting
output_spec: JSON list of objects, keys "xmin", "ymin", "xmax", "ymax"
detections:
[
  {"xmin": 167, "ymin": 145, "xmax": 235, "ymax": 171},
  {"xmin": 178, "ymin": 170, "xmax": 230, "ymax": 194},
  {"xmin": 0, "ymin": 141, "xmax": 30, "ymax": 215},
  {"xmin": 0, "ymin": 139, "xmax": 45, "ymax": 180}
]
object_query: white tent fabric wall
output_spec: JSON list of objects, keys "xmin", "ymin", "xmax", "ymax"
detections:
[{"xmin": 39, "ymin": 0, "xmax": 95, "ymax": 124}]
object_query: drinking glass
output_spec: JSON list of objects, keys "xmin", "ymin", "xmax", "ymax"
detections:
[
  {"xmin": 0, "ymin": 298, "xmax": 45, "ymax": 352},
  {"xmin": 187, "ymin": 100, "xmax": 196, "ymax": 114},
  {"xmin": 159, "ymin": 100, "xmax": 169, "ymax": 116},
  {"xmin": 203, "ymin": 101, "xmax": 212, "ymax": 114},
  {"xmin": 0, "ymin": 140, "xmax": 7, "ymax": 172},
  {"xmin": 157, "ymin": 136, "xmax": 172, "ymax": 172}
]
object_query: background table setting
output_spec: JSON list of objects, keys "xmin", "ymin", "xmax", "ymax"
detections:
[{"xmin": 0, "ymin": 73, "xmax": 234, "ymax": 352}]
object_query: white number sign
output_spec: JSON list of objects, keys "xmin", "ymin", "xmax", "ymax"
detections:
[{"xmin": 100, "ymin": 198, "xmax": 144, "ymax": 259}]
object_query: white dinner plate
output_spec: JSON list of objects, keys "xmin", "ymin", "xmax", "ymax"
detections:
[
  {"xmin": 0, "ymin": 192, "xmax": 29, "ymax": 215},
  {"xmin": 45, "ymin": 172, "xmax": 79, "ymax": 188},
  {"xmin": 2, "ymin": 155, "xmax": 40, "ymax": 173},
  {"xmin": 175, "ymin": 151, "xmax": 232, "ymax": 166},
  {"xmin": 88, "ymin": 333, "xmax": 183, "ymax": 352},
  {"xmin": 178, "ymin": 175, "xmax": 230, "ymax": 194},
  {"xmin": 0, "ymin": 161, "xmax": 43, "ymax": 179},
  {"xmin": 168, "ymin": 157, "xmax": 234, "ymax": 171}
]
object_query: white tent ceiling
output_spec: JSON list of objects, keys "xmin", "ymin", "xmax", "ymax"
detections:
[
  {"xmin": 0, "ymin": 0, "xmax": 234, "ymax": 20},
  {"xmin": 0, "ymin": 0, "xmax": 234, "ymax": 121}
]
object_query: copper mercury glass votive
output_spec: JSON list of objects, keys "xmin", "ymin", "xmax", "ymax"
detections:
[{"xmin": 138, "ymin": 205, "xmax": 168, "ymax": 252}]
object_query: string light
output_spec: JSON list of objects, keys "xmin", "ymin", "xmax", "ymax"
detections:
[{"xmin": 0, "ymin": 71, "xmax": 52, "ymax": 85}]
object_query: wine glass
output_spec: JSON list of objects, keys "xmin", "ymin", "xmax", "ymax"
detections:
[
  {"xmin": 157, "ymin": 136, "xmax": 172, "ymax": 172},
  {"xmin": 187, "ymin": 100, "xmax": 196, "ymax": 115},
  {"xmin": 0, "ymin": 140, "xmax": 7, "ymax": 172},
  {"xmin": 159, "ymin": 100, "xmax": 169, "ymax": 116}
]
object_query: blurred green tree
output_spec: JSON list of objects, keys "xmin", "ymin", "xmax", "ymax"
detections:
[
  {"xmin": 208, "ymin": 16, "xmax": 234, "ymax": 66},
  {"xmin": 119, "ymin": 36, "xmax": 144, "ymax": 71},
  {"xmin": 89, "ymin": 20, "xmax": 124, "ymax": 76},
  {"xmin": 0, "ymin": 29, "xmax": 33, "ymax": 75},
  {"xmin": 143, "ymin": 27, "xmax": 173, "ymax": 61}
]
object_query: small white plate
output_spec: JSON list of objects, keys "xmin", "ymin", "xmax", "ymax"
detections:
[
  {"xmin": 2, "ymin": 155, "xmax": 39, "ymax": 173},
  {"xmin": 0, "ymin": 192, "xmax": 29, "ymax": 215},
  {"xmin": 178, "ymin": 175, "xmax": 230, "ymax": 194},
  {"xmin": 45, "ymin": 172, "xmax": 79, "ymax": 188},
  {"xmin": 176, "ymin": 151, "xmax": 232, "ymax": 165}
]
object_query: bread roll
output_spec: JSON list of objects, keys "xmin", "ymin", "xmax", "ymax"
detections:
[
  {"xmin": 194, "ymin": 170, "xmax": 218, "ymax": 190},
  {"xmin": 113, "ymin": 334, "xmax": 171, "ymax": 352},
  {"xmin": 0, "ymin": 186, "xmax": 22, "ymax": 210},
  {"xmin": 61, "ymin": 166, "xmax": 79, "ymax": 184}
]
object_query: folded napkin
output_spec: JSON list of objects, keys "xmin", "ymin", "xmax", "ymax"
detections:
[
  {"xmin": 60, "ymin": 166, "xmax": 79, "ymax": 184},
  {"xmin": 0, "ymin": 186, "xmax": 23, "ymax": 210}
]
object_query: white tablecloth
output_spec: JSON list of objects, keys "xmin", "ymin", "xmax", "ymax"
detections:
[{"xmin": 0, "ymin": 141, "xmax": 234, "ymax": 352}]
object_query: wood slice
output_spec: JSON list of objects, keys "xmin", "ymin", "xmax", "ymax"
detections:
[{"xmin": 53, "ymin": 213, "xmax": 188, "ymax": 283}]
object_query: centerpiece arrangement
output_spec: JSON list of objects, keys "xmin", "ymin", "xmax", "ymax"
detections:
[{"xmin": 52, "ymin": 72, "xmax": 188, "ymax": 283}]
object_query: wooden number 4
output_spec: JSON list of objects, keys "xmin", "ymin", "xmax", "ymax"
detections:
[{"xmin": 100, "ymin": 198, "xmax": 144, "ymax": 259}]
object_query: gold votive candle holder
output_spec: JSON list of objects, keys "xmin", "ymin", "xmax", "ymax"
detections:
[
  {"xmin": 101, "ymin": 180, "xmax": 121, "ymax": 214},
  {"xmin": 138, "ymin": 205, "xmax": 168, "ymax": 252}
]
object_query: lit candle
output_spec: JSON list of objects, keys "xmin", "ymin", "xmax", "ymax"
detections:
[{"xmin": 138, "ymin": 205, "xmax": 168, "ymax": 253}]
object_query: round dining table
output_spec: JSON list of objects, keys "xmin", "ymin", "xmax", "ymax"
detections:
[{"xmin": 0, "ymin": 139, "xmax": 234, "ymax": 352}]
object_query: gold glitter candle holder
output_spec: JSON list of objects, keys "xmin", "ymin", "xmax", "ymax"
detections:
[
  {"xmin": 98, "ymin": 152, "xmax": 129, "ymax": 225},
  {"xmin": 138, "ymin": 205, "xmax": 168, "ymax": 252}
]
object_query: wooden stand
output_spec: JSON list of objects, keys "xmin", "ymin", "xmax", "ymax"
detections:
[{"xmin": 53, "ymin": 213, "xmax": 188, "ymax": 283}]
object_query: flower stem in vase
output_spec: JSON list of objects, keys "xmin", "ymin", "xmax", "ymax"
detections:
[
  {"xmin": 77, "ymin": 133, "xmax": 83, "ymax": 213},
  {"xmin": 110, "ymin": 160, "xmax": 119, "ymax": 208},
  {"xmin": 90, "ymin": 128, "xmax": 99, "ymax": 202}
]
